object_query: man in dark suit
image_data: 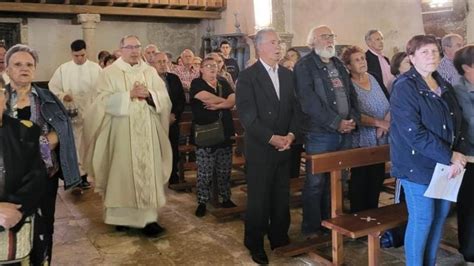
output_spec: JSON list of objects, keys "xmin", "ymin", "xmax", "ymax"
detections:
[
  {"xmin": 153, "ymin": 52, "xmax": 186, "ymax": 185},
  {"xmin": 365, "ymin": 29, "xmax": 393, "ymax": 99},
  {"xmin": 236, "ymin": 28, "xmax": 298, "ymax": 264}
]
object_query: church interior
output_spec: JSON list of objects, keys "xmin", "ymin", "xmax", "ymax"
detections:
[{"xmin": 0, "ymin": 0, "xmax": 472, "ymax": 265}]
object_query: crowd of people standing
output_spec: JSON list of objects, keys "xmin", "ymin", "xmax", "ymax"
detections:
[{"xmin": 0, "ymin": 24, "xmax": 473, "ymax": 266}]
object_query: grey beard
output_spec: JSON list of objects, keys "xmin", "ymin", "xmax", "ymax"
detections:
[{"xmin": 315, "ymin": 47, "xmax": 336, "ymax": 59}]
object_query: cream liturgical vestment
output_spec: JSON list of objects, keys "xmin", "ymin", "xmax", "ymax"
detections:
[
  {"xmin": 48, "ymin": 59, "xmax": 101, "ymax": 175},
  {"xmin": 82, "ymin": 57, "xmax": 172, "ymax": 227}
]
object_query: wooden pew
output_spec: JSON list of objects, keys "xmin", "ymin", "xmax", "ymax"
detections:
[
  {"xmin": 169, "ymin": 121, "xmax": 195, "ymax": 191},
  {"xmin": 288, "ymin": 145, "xmax": 406, "ymax": 266}
]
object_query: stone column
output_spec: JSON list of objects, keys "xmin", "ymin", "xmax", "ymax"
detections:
[
  {"xmin": 467, "ymin": 0, "xmax": 474, "ymax": 43},
  {"xmin": 271, "ymin": 0, "xmax": 293, "ymax": 50},
  {"xmin": 77, "ymin": 14, "xmax": 101, "ymax": 61}
]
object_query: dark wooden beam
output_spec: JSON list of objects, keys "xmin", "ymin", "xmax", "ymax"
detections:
[{"xmin": 0, "ymin": 2, "xmax": 222, "ymax": 19}]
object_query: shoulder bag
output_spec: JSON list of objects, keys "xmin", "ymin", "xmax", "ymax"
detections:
[{"xmin": 194, "ymin": 82, "xmax": 226, "ymax": 147}]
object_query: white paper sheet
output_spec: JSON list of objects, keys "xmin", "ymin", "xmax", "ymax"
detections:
[{"xmin": 423, "ymin": 163, "xmax": 465, "ymax": 202}]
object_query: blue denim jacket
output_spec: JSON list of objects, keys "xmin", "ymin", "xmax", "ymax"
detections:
[
  {"xmin": 6, "ymin": 84, "xmax": 81, "ymax": 189},
  {"xmin": 294, "ymin": 51, "xmax": 360, "ymax": 134},
  {"xmin": 390, "ymin": 68, "xmax": 463, "ymax": 184}
]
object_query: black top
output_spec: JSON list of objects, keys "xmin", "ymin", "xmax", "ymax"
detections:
[
  {"xmin": 190, "ymin": 78, "xmax": 235, "ymax": 147},
  {"xmin": 0, "ymin": 115, "xmax": 47, "ymax": 232},
  {"xmin": 224, "ymin": 57, "xmax": 240, "ymax": 82},
  {"xmin": 163, "ymin": 72, "xmax": 186, "ymax": 122},
  {"xmin": 17, "ymin": 107, "xmax": 31, "ymax": 121},
  {"xmin": 366, "ymin": 50, "xmax": 390, "ymax": 100}
]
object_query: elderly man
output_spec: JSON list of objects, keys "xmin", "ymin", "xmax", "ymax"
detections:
[
  {"xmin": 49, "ymin": 39, "xmax": 101, "ymax": 189},
  {"xmin": 171, "ymin": 49, "xmax": 199, "ymax": 92},
  {"xmin": 0, "ymin": 44, "xmax": 8, "ymax": 83},
  {"xmin": 152, "ymin": 52, "xmax": 186, "ymax": 185},
  {"xmin": 144, "ymin": 44, "xmax": 159, "ymax": 65},
  {"xmin": 83, "ymin": 35, "xmax": 172, "ymax": 237},
  {"xmin": 294, "ymin": 25, "xmax": 360, "ymax": 238},
  {"xmin": 236, "ymin": 28, "xmax": 298, "ymax": 264},
  {"xmin": 438, "ymin": 33, "xmax": 464, "ymax": 84},
  {"xmin": 365, "ymin": 29, "xmax": 393, "ymax": 98},
  {"xmin": 220, "ymin": 40, "xmax": 240, "ymax": 82}
]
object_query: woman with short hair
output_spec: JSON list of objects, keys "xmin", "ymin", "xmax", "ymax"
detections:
[
  {"xmin": 341, "ymin": 45, "xmax": 390, "ymax": 213},
  {"xmin": 4, "ymin": 44, "xmax": 81, "ymax": 265},
  {"xmin": 190, "ymin": 57, "xmax": 236, "ymax": 217},
  {"xmin": 390, "ymin": 35, "xmax": 466, "ymax": 266}
]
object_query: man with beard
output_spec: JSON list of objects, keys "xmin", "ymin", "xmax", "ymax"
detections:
[{"xmin": 294, "ymin": 25, "xmax": 360, "ymax": 238}]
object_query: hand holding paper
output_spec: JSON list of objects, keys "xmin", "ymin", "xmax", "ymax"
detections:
[{"xmin": 424, "ymin": 163, "xmax": 465, "ymax": 202}]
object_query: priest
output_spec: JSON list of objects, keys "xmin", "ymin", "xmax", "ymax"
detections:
[{"xmin": 82, "ymin": 35, "xmax": 172, "ymax": 237}]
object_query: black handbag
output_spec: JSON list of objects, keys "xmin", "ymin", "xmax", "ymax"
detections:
[{"xmin": 194, "ymin": 82, "xmax": 225, "ymax": 147}]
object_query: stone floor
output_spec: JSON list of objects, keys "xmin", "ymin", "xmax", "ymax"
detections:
[{"xmin": 51, "ymin": 180, "xmax": 467, "ymax": 265}]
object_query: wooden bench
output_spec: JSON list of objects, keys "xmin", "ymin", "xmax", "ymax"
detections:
[
  {"xmin": 322, "ymin": 203, "xmax": 407, "ymax": 266},
  {"xmin": 277, "ymin": 145, "xmax": 404, "ymax": 265}
]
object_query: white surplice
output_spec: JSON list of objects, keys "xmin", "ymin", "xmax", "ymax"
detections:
[{"xmin": 48, "ymin": 59, "xmax": 101, "ymax": 175}]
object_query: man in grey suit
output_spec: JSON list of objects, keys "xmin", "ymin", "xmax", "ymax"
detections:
[{"xmin": 236, "ymin": 28, "xmax": 299, "ymax": 264}]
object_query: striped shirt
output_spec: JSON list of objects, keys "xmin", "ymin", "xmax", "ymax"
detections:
[{"xmin": 437, "ymin": 56, "xmax": 461, "ymax": 85}]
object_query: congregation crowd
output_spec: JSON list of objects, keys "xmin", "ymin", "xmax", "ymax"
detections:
[{"xmin": 1, "ymin": 24, "xmax": 474, "ymax": 266}]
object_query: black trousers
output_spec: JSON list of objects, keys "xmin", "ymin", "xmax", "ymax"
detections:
[
  {"xmin": 349, "ymin": 163, "xmax": 385, "ymax": 213},
  {"xmin": 289, "ymin": 144, "xmax": 304, "ymax": 178},
  {"xmin": 458, "ymin": 162, "xmax": 474, "ymax": 262},
  {"xmin": 168, "ymin": 123, "xmax": 180, "ymax": 184},
  {"xmin": 244, "ymin": 160, "xmax": 290, "ymax": 251},
  {"xmin": 30, "ymin": 174, "xmax": 58, "ymax": 266}
]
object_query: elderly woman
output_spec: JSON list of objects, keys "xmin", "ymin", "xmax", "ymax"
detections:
[
  {"xmin": 341, "ymin": 46, "xmax": 390, "ymax": 213},
  {"xmin": 0, "ymin": 74, "xmax": 47, "ymax": 263},
  {"xmin": 452, "ymin": 45, "xmax": 474, "ymax": 262},
  {"xmin": 208, "ymin": 52, "xmax": 235, "ymax": 90},
  {"xmin": 190, "ymin": 57, "xmax": 236, "ymax": 217},
  {"xmin": 391, "ymin": 35, "xmax": 465, "ymax": 266},
  {"xmin": 4, "ymin": 44, "xmax": 81, "ymax": 265},
  {"xmin": 390, "ymin": 51, "xmax": 412, "ymax": 77}
]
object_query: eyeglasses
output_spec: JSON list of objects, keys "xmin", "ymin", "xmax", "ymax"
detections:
[
  {"xmin": 204, "ymin": 64, "xmax": 218, "ymax": 69},
  {"xmin": 319, "ymin": 34, "xmax": 337, "ymax": 41},
  {"xmin": 121, "ymin": 45, "xmax": 142, "ymax": 50}
]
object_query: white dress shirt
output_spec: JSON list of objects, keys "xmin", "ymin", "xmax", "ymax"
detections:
[{"xmin": 260, "ymin": 59, "xmax": 280, "ymax": 99}]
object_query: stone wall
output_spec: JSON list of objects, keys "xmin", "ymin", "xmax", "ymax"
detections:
[
  {"xmin": 422, "ymin": 0, "xmax": 467, "ymax": 39},
  {"xmin": 23, "ymin": 17, "xmax": 200, "ymax": 81},
  {"xmin": 284, "ymin": 0, "xmax": 425, "ymax": 58}
]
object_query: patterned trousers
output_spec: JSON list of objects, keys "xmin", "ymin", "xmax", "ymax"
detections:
[{"xmin": 195, "ymin": 146, "xmax": 233, "ymax": 204}]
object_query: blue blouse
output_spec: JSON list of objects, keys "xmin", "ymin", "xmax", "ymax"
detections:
[{"xmin": 352, "ymin": 74, "xmax": 390, "ymax": 148}]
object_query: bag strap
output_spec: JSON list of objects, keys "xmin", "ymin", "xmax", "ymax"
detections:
[{"xmin": 217, "ymin": 81, "xmax": 223, "ymax": 119}]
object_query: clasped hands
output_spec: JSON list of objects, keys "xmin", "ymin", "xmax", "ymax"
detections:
[
  {"xmin": 270, "ymin": 134, "xmax": 294, "ymax": 151},
  {"xmin": 0, "ymin": 202, "xmax": 22, "ymax": 230},
  {"xmin": 130, "ymin": 81, "xmax": 150, "ymax": 100},
  {"xmin": 449, "ymin": 151, "xmax": 467, "ymax": 179},
  {"xmin": 338, "ymin": 119, "xmax": 356, "ymax": 134}
]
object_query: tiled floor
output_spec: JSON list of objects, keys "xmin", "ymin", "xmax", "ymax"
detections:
[{"xmin": 51, "ymin": 180, "xmax": 466, "ymax": 265}]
